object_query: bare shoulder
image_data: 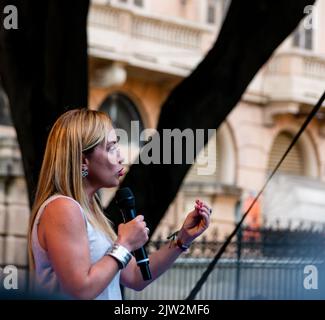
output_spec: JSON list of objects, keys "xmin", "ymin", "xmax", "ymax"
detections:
[
  {"xmin": 37, "ymin": 197, "xmax": 87, "ymax": 251},
  {"xmin": 40, "ymin": 197, "xmax": 85, "ymax": 231}
]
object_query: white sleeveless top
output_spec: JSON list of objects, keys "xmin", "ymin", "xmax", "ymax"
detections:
[{"xmin": 31, "ymin": 194, "xmax": 122, "ymax": 300}]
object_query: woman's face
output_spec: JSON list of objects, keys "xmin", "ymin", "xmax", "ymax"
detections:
[{"xmin": 84, "ymin": 129, "xmax": 125, "ymax": 189}]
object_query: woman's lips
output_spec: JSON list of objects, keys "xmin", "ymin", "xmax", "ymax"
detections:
[{"xmin": 118, "ymin": 168, "xmax": 124, "ymax": 177}]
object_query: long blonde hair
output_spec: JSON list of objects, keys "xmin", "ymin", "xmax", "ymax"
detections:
[{"xmin": 28, "ymin": 108, "xmax": 117, "ymax": 271}]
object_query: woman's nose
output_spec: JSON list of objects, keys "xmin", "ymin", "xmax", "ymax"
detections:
[{"xmin": 118, "ymin": 148, "xmax": 125, "ymax": 164}]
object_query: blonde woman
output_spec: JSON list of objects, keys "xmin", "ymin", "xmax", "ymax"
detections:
[{"xmin": 28, "ymin": 108, "xmax": 212, "ymax": 300}]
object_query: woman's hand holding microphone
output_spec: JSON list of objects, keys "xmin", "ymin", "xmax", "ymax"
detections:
[{"xmin": 116, "ymin": 215, "xmax": 149, "ymax": 252}]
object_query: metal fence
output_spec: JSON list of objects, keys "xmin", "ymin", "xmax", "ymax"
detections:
[{"xmin": 124, "ymin": 226, "xmax": 325, "ymax": 300}]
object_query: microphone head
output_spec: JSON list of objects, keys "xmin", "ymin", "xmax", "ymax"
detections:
[{"xmin": 116, "ymin": 187, "xmax": 135, "ymax": 209}]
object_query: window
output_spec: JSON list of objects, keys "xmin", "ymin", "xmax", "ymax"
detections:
[
  {"xmin": 293, "ymin": 21, "xmax": 313, "ymax": 50},
  {"xmin": 99, "ymin": 93, "xmax": 145, "ymax": 163},
  {"xmin": 264, "ymin": 131, "xmax": 321, "ymax": 228},
  {"xmin": 268, "ymin": 132, "xmax": 304, "ymax": 176},
  {"xmin": 133, "ymin": 0, "xmax": 143, "ymax": 7},
  {"xmin": 118, "ymin": 0, "xmax": 143, "ymax": 7},
  {"xmin": 207, "ymin": 0, "xmax": 216, "ymax": 24},
  {"xmin": 206, "ymin": 0, "xmax": 231, "ymax": 25}
]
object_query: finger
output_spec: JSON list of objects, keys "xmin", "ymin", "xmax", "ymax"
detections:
[
  {"xmin": 200, "ymin": 203, "xmax": 212, "ymax": 214},
  {"xmin": 198, "ymin": 210, "xmax": 210, "ymax": 226},
  {"xmin": 194, "ymin": 205, "xmax": 202, "ymax": 215},
  {"xmin": 136, "ymin": 215, "xmax": 144, "ymax": 221},
  {"xmin": 195, "ymin": 199, "xmax": 205, "ymax": 208},
  {"xmin": 201, "ymin": 207, "xmax": 212, "ymax": 216},
  {"xmin": 198, "ymin": 207, "xmax": 212, "ymax": 219},
  {"xmin": 195, "ymin": 201, "xmax": 205, "ymax": 209},
  {"xmin": 195, "ymin": 200, "xmax": 208, "ymax": 209},
  {"xmin": 195, "ymin": 202, "xmax": 210, "ymax": 213}
]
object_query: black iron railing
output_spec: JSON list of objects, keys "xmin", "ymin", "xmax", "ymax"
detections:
[{"xmin": 124, "ymin": 226, "xmax": 325, "ymax": 300}]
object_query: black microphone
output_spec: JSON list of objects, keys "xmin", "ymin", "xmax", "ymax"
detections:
[{"xmin": 115, "ymin": 187, "xmax": 152, "ymax": 281}]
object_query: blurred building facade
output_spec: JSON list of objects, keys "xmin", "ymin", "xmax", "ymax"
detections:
[
  {"xmin": 0, "ymin": 0, "xmax": 325, "ymax": 272},
  {"xmin": 87, "ymin": 0, "xmax": 325, "ymax": 240}
]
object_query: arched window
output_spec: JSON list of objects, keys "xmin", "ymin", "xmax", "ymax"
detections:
[
  {"xmin": 267, "ymin": 131, "xmax": 304, "ymax": 176},
  {"xmin": 264, "ymin": 130, "xmax": 323, "ymax": 228},
  {"xmin": 99, "ymin": 92, "xmax": 145, "ymax": 163}
]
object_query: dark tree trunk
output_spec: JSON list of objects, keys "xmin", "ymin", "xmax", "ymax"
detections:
[
  {"xmin": 0, "ymin": 0, "xmax": 89, "ymax": 205},
  {"xmin": 106, "ymin": 0, "xmax": 315, "ymax": 235}
]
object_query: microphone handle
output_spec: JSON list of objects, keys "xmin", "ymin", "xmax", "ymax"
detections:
[
  {"xmin": 121, "ymin": 208, "xmax": 152, "ymax": 281},
  {"xmin": 133, "ymin": 248, "xmax": 152, "ymax": 281}
]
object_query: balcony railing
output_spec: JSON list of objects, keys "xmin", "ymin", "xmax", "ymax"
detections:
[
  {"xmin": 131, "ymin": 16, "xmax": 202, "ymax": 49},
  {"xmin": 303, "ymin": 55, "xmax": 325, "ymax": 80},
  {"xmin": 263, "ymin": 51, "xmax": 325, "ymax": 105},
  {"xmin": 89, "ymin": 5, "xmax": 121, "ymax": 30},
  {"xmin": 88, "ymin": 4, "xmax": 214, "ymax": 76}
]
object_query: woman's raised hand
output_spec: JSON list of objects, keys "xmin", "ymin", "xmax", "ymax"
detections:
[{"xmin": 177, "ymin": 199, "xmax": 212, "ymax": 246}]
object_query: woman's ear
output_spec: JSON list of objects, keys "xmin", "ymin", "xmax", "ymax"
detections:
[{"xmin": 82, "ymin": 154, "xmax": 89, "ymax": 167}]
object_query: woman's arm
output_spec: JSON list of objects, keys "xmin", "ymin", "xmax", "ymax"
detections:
[
  {"xmin": 39, "ymin": 198, "xmax": 147, "ymax": 299},
  {"xmin": 120, "ymin": 200, "xmax": 211, "ymax": 291}
]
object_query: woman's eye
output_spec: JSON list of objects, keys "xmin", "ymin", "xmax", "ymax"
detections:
[{"xmin": 108, "ymin": 143, "xmax": 118, "ymax": 152}]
